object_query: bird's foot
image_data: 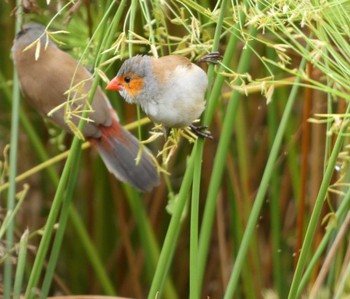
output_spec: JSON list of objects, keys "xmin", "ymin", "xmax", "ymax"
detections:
[
  {"xmin": 189, "ymin": 124, "xmax": 213, "ymax": 140},
  {"xmin": 197, "ymin": 52, "xmax": 223, "ymax": 64}
]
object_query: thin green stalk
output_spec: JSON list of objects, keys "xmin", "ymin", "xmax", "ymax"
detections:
[
  {"xmin": 139, "ymin": 0, "xmax": 157, "ymax": 47},
  {"xmin": 24, "ymin": 128, "xmax": 84, "ymax": 298},
  {"xmin": 288, "ymin": 104, "xmax": 350, "ymax": 299},
  {"xmin": 320, "ymin": 59, "xmax": 337, "ymax": 295},
  {"xmin": 223, "ymin": 56, "xmax": 308, "ymax": 299},
  {"xmin": 189, "ymin": 138, "xmax": 203, "ymax": 299},
  {"xmin": 128, "ymin": 0, "xmax": 137, "ymax": 57},
  {"xmin": 124, "ymin": 186, "xmax": 177, "ymax": 299},
  {"xmin": 234, "ymin": 102, "xmax": 260, "ymax": 297},
  {"xmin": 267, "ymin": 47, "xmax": 285, "ymax": 298},
  {"xmin": 188, "ymin": 0, "xmax": 227, "ymax": 296},
  {"xmin": 297, "ymin": 185, "xmax": 350, "ymax": 297},
  {"xmin": 148, "ymin": 148, "xmax": 197, "ymax": 299},
  {"xmin": 25, "ymin": 71, "xmax": 114, "ymax": 295},
  {"xmin": 201, "ymin": 85, "xmax": 239, "ymax": 297},
  {"xmin": 334, "ymin": 263, "xmax": 350, "ymax": 299},
  {"xmin": 150, "ymin": 0, "xmax": 171, "ymax": 55},
  {"xmin": 94, "ymin": 0, "xmax": 127, "ymax": 67},
  {"xmin": 283, "ymin": 108, "xmax": 301, "ymax": 199},
  {"xmin": 0, "ymin": 185, "xmax": 27, "ymax": 240},
  {"xmin": 203, "ymin": 25, "xmax": 242, "ymax": 125},
  {"xmin": 126, "ymin": 0, "xmax": 145, "ymax": 142},
  {"xmin": 4, "ymin": 12, "xmax": 22, "ymax": 299},
  {"xmin": 224, "ymin": 151, "xmax": 256, "ymax": 299},
  {"xmin": 13, "ymin": 229, "xmax": 29, "ymax": 299},
  {"xmin": 198, "ymin": 12, "xmax": 253, "ymax": 290},
  {"xmin": 267, "ymin": 89, "xmax": 284, "ymax": 298},
  {"xmin": 324, "ymin": 88, "xmax": 334, "ymax": 170},
  {"xmin": 235, "ymin": 102, "xmax": 250, "ymax": 201},
  {"xmin": 0, "ymin": 72, "xmax": 58, "ymax": 186},
  {"xmin": 334, "ymin": 252, "xmax": 350, "ymax": 299},
  {"xmin": 40, "ymin": 150, "xmax": 86, "ymax": 298},
  {"xmin": 125, "ymin": 189, "xmax": 159, "ymax": 274},
  {"xmin": 68, "ymin": 206, "xmax": 117, "ymax": 293}
]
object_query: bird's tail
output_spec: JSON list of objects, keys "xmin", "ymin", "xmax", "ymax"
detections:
[{"xmin": 94, "ymin": 113, "xmax": 159, "ymax": 192}]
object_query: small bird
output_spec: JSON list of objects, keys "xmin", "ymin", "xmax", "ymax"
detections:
[
  {"xmin": 106, "ymin": 54, "xmax": 215, "ymax": 138},
  {"xmin": 12, "ymin": 22, "xmax": 160, "ymax": 192}
]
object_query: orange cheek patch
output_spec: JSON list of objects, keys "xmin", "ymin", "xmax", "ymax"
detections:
[{"xmin": 125, "ymin": 77, "xmax": 144, "ymax": 97}]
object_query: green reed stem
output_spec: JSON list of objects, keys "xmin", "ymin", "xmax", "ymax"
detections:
[
  {"xmin": 197, "ymin": 8, "xmax": 250, "ymax": 290},
  {"xmin": 297, "ymin": 184, "xmax": 350, "ymax": 297},
  {"xmin": 13, "ymin": 229, "xmax": 29, "ymax": 299},
  {"xmin": 189, "ymin": 138, "xmax": 203, "ymax": 299},
  {"xmin": 148, "ymin": 148, "xmax": 197, "ymax": 299},
  {"xmin": 223, "ymin": 55, "xmax": 307, "ymax": 299},
  {"xmin": 288, "ymin": 103, "xmax": 350, "ymax": 299},
  {"xmin": 4, "ymin": 11, "xmax": 23, "ymax": 299}
]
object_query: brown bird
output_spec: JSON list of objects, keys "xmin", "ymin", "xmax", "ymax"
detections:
[{"xmin": 12, "ymin": 22, "xmax": 160, "ymax": 192}]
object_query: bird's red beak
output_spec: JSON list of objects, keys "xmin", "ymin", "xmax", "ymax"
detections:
[{"xmin": 106, "ymin": 78, "xmax": 123, "ymax": 91}]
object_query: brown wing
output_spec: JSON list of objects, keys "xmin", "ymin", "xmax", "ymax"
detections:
[
  {"xmin": 151, "ymin": 55, "xmax": 192, "ymax": 84},
  {"xmin": 14, "ymin": 44, "xmax": 112, "ymax": 138}
]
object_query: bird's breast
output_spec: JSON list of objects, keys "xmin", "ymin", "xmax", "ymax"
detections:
[{"xmin": 140, "ymin": 63, "xmax": 208, "ymax": 127}]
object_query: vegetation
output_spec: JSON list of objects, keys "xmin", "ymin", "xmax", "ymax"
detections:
[{"xmin": 2, "ymin": 0, "xmax": 350, "ymax": 298}]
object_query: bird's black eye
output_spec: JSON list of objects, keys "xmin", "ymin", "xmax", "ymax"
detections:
[{"xmin": 124, "ymin": 76, "xmax": 131, "ymax": 83}]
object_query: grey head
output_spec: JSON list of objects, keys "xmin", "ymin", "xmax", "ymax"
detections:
[
  {"xmin": 13, "ymin": 22, "xmax": 57, "ymax": 52},
  {"xmin": 117, "ymin": 55, "xmax": 153, "ymax": 78},
  {"xmin": 116, "ymin": 55, "xmax": 160, "ymax": 105}
]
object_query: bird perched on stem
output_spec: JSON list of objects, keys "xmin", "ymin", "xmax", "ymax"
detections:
[
  {"xmin": 12, "ymin": 22, "xmax": 160, "ymax": 192},
  {"xmin": 106, "ymin": 53, "xmax": 221, "ymax": 139}
]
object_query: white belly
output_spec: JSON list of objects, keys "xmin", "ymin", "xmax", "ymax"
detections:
[{"xmin": 143, "ymin": 64, "xmax": 208, "ymax": 128}]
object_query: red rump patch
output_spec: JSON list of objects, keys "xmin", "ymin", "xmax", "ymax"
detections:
[
  {"xmin": 96, "ymin": 115, "xmax": 130, "ymax": 152},
  {"xmin": 87, "ymin": 109, "xmax": 159, "ymax": 192}
]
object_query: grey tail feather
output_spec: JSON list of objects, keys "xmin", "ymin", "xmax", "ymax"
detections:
[{"xmin": 95, "ymin": 125, "xmax": 160, "ymax": 192}]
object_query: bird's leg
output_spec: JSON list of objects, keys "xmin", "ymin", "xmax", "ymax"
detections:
[
  {"xmin": 197, "ymin": 51, "xmax": 223, "ymax": 64},
  {"xmin": 189, "ymin": 124, "xmax": 213, "ymax": 140},
  {"xmin": 165, "ymin": 127, "xmax": 172, "ymax": 138}
]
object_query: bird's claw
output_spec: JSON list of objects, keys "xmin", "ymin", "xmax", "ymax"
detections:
[
  {"xmin": 189, "ymin": 124, "xmax": 213, "ymax": 140},
  {"xmin": 197, "ymin": 51, "xmax": 223, "ymax": 64}
]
